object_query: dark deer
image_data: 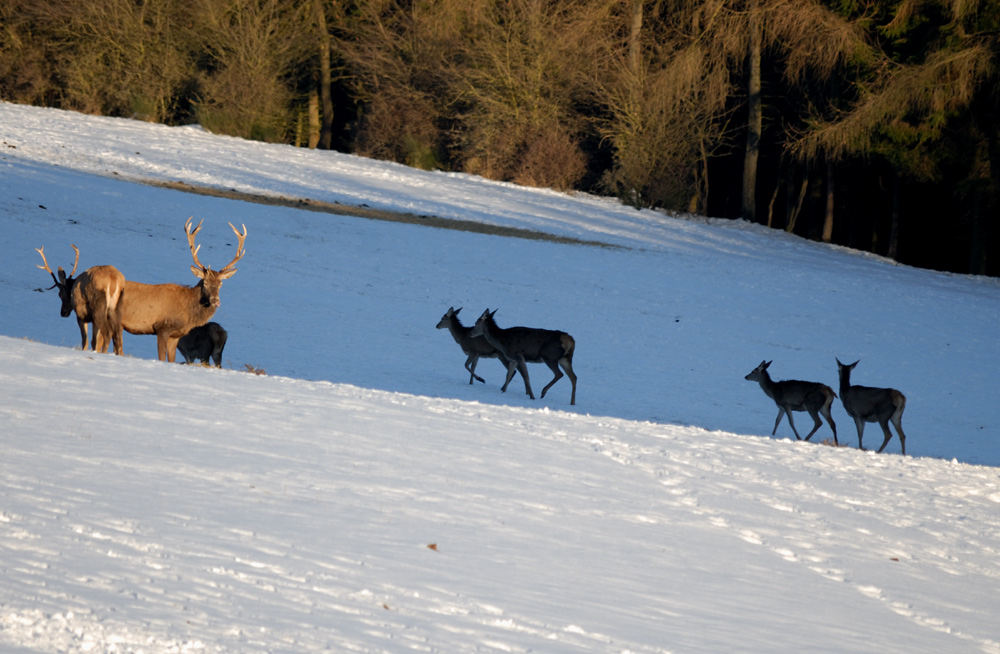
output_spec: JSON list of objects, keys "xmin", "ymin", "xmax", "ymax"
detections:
[
  {"xmin": 744, "ymin": 360, "xmax": 838, "ymax": 443},
  {"xmin": 118, "ymin": 217, "xmax": 245, "ymax": 362},
  {"xmin": 469, "ymin": 308, "xmax": 577, "ymax": 405},
  {"xmin": 836, "ymin": 359, "xmax": 907, "ymax": 454},
  {"xmin": 436, "ymin": 306, "xmax": 512, "ymax": 384},
  {"xmin": 178, "ymin": 322, "xmax": 228, "ymax": 367},
  {"xmin": 37, "ymin": 245, "xmax": 125, "ymax": 355}
]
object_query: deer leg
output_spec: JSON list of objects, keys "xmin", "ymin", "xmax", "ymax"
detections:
[
  {"xmin": 465, "ymin": 354, "xmax": 485, "ymax": 384},
  {"xmin": 561, "ymin": 356, "xmax": 577, "ymax": 405},
  {"xmin": 109, "ymin": 301, "xmax": 124, "ymax": 356},
  {"xmin": 156, "ymin": 333, "xmax": 169, "ymax": 362},
  {"xmin": 212, "ymin": 331, "xmax": 226, "ymax": 367},
  {"xmin": 821, "ymin": 404, "xmax": 838, "ymax": 445},
  {"xmin": 94, "ymin": 330, "xmax": 108, "ymax": 353},
  {"xmin": 78, "ymin": 317, "xmax": 90, "ymax": 351},
  {"xmin": 95, "ymin": 304, "xmax": 112, "ymax": 354},
  {"xmin": 512, "ymin": 359, "xmax": 534, "ymax": 399},
  {"xmin": 165, "ymin": 337, "xmax": 181, "ymax": 363},
  {"xmin": 497, "ymin": 356, "xmax": 517, "ymax": 380},
  {"xmin": 784, "ymin": 409, "xmax": 803, "ymax": 440},
  {"xmin": 540, "ymin": 360, "xmax": 563, "ymax": 400},
  {"xmin": 854, "ymin": 417, "xmax": 866, "ymax": 450},
  {"xmin": 891, "ymin": 414, "xmax": 906, "ymax": 456},
  {"xmin": 500, "ymin": 360, "xmax": 518, "ymax": 393},
  {"xmin": 803, "ymin": 409, "xmax": 823, "ymax": 442},
  {"xmin": 771, "ymin": 408, "xmax": 785, "ymax": 436},
  {"xmin": 875, "ymin": 419, "xmax": 894, "ymax": 453}
]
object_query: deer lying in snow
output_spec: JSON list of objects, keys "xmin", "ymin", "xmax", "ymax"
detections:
[
  {"xmin": 744, "ymin": 360, "xmax": 837, "ymax": 443},
  {"xmin": 836, "ymin": 358, "xmax": 907, "ymax": 454},
  {"xmin": 436, "ymin": 306, "xmax": 512, "ymax": 384},
  {"xmin": 469, "ymin": 308, "xmax": 577, "ymax": 405},
  {"xmin": 178, "ymin": 322, "xmax": 228, "ymax": 367},
  {"xmin": 37, "ymin": 244, "xmax": 125, "ymax": 355}
]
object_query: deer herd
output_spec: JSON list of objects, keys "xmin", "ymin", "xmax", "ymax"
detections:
[
  {"xmin": 744, "ymin": 359, "xmax": 907, "ymax": 455},
  {"xmin": 437, "ymin": 308, "xmax": 907, "ymax": 454},
  {"xmin": 37, "ymin": 217, "xmax": 243, "ymax": 367},
  {"xmin": 36, "ymin": 218, "xmax": 907, "ymax": 455}
]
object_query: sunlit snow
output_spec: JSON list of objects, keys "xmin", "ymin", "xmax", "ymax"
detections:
[{"xmin": 1, "ymin": 102, "xmax": 999, "ymax": 653}]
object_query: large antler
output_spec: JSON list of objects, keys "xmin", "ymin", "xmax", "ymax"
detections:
[
  {"xmin": 185, "ymin": 217, "xmax": 207, "ymax": 271},
  {"xmin": 36, "ymin": 244, "xmax": 80, "ymax": 286},
  {"xmin": 220, "ymin": 222, "xmax": 247, "ymax": 273},
  {"xmin": 36, "ymin": 246, "xmax": 58, "ymax": 284},
  {"xmin": 185, "ymin": 217, "xmax": 246, "ymax": 273}
]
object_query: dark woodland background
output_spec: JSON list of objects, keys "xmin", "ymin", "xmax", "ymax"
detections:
[{"xmin": 3, "ymin": 0, "xmax": 999, "ymax": 276}]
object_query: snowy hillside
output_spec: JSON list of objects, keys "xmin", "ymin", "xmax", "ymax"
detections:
[{"xmin": 1, "ymin": 102, "xmax": 999, "ymax": 653}]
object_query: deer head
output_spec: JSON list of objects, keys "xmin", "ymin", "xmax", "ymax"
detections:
[
  {"xmin": 185, "ymin": 217, "xmax": 246, "ymax": 308},
  {"xmin": 36, "ymin": 244, "xmax": 80, "ymax": 318}
]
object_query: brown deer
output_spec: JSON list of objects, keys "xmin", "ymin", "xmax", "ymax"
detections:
[
  {"xmin": 744, "ymin": 360, "xmax": 838, "ymax": 443},
  {"xmin": 37, "ymin": 245, "xmax": 125, "ymax": 355},
  {"xmin": 118, "ymin": 217, "xmax": 246, "ymax": 362},
  {"xmin": 436, "ymin": 306, "xmax": 513, "ymax": 384},
  {"xmin": 836, "ymin": 358, "xmax": 907, "ymax": 454},
  {"xmin": 178, "ymin": 322, "xmax": 228, "ymax": 367},
  {"xmin": 469, "ymin": 308, "xmax": 577, "ymax": 405}
]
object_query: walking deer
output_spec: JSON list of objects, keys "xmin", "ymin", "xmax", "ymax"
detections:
[
  {"xmin": 744, "ymin": 360, "xmax": 838, "ymax": 443},
  {"xmin": 37, "ymin": 245, "xmax": 125, "ymax": 355},
  {"xmin": 178, "ymin": 322, "xmax": 228, "ymax": 367},
  {"xmin": 469, "ymin": 309, "xmax": 577, "ymax": 405},
  {"xmin": 436, "ymin": 306, "xmax": 512, "ymax": 384},
  {"xmin": 836, "ymin": 358, "xmax": 907, "ymax": 454},
  {"xmin": 119, "ymin": 217, "xmax": 246, "ymax": 362}
]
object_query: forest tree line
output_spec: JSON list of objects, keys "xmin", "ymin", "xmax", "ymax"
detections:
[{"xmin": 2, "ymin": 0, "xmax": 998, "ymax": 276}]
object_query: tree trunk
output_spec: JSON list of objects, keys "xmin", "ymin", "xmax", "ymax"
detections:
[
  {"xmin": 742, "ymin": 0, "xmax": 762, "ymax": 223},
  {"xmin": 628, "ymin": 0, "xmax": 643, "ymax": 78},
  {"xmin": 308, "ymin": 91, "xmax": 320, "ymax": 149},
  {"xmin": 313, "ymin": 0, "xmax": 334, "ymax": 150},
  {"xmin": 786, "ymin": 163, "xmax": 809, "ymax": 234},
  {"xmin": 822, "ymin": 159, "xmax": 834, "ymax": 243}
]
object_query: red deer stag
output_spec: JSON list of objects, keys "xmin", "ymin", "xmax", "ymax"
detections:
[
  {"xmin": 744, "ymin": 360, "xmax": 838, "ymax": 443},
  {"xmin": 178, "ymin": 322, "xmax": 228, "ymax": 367},
  {"xmin": 436, "ymin": 306, "xmax": 512, "ymax": 384},
  {"xmin": 119, "ymin": 217, "xmax": 245, "ymax": 362},
  {"xmin": 469, "ymin": 308, "xmax": 577, "ymax": 405},
  {"xmin": 37, "ymin": 244, "xmax": 125, "ymax": 355},
  {"xmin": 836, "ymin": 359, "xmax": 907, "ymax": 454}
]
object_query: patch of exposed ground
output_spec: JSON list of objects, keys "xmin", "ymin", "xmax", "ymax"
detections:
[{"xmin": 148, "ymin": 179, "xmax": 621, "ymax": 249}]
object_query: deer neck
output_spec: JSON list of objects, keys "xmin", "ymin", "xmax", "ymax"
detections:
[
  {"xmin": 839, "ymin": 373, "xmax": 856, "ymax": 399},
  {"xmin": 756, "ymin": 371, "xmax": 778, "ymax": 400},
  {"xmin": 479, "ymin": 320, "xmax": 509, "ymax": 357},
  {"xmin": 445, "ymin": 317, "xmax": 468, "ymax": 344},
  {"xmin": 187, "ymin": 281, "xmax": 219, "ymax": 320}
]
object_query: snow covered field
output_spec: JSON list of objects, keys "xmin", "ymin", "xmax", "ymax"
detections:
[{"xmin": 1, "ymin": 102, "xmax": 999, "ymax": 653}]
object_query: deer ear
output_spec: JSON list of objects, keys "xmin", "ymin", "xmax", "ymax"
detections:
[
  {"xmin": 191, "ymin": 265, "xmax": 206, "ymax": 279},
  {"xmin": 218, "ymin": 267, "xmax": 237, "ymax": 279}
]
